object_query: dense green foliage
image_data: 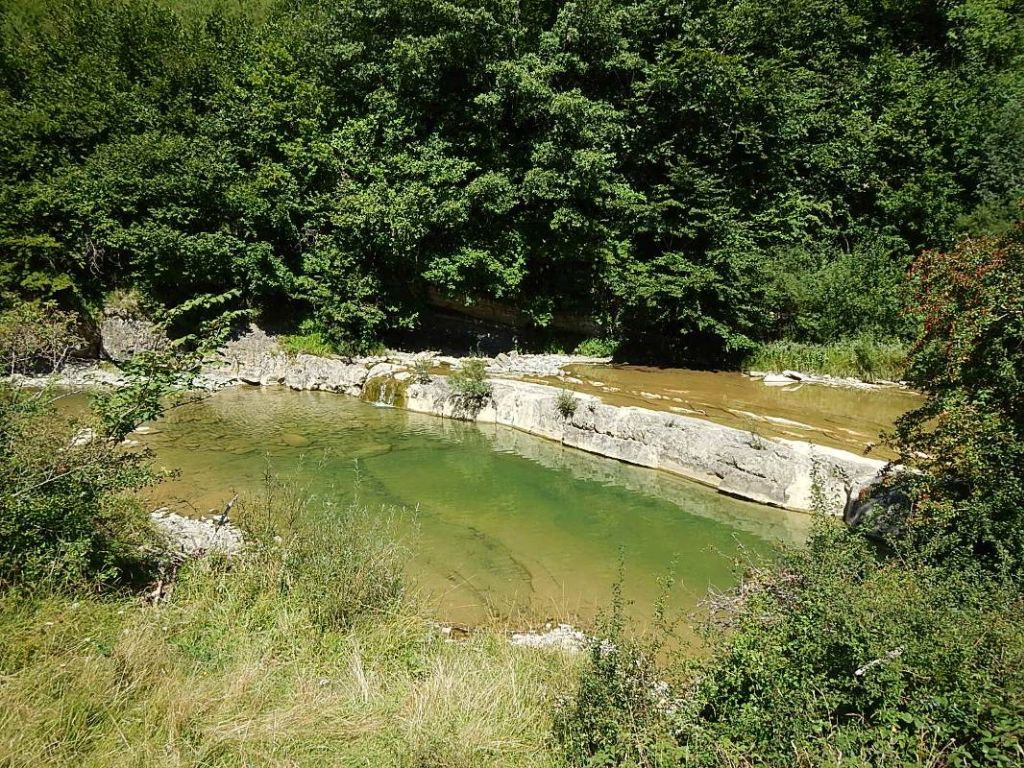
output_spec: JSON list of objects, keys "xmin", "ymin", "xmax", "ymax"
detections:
[
  {"xmin": 2, "ymin": 0, "xmax": 1022, "ymax": 360},
  {"xmin": 0, "ymin": 383, "xmax": 157, "ymax": 589},
  {"xmin": 554, "ymin": 226, "xmax": 1024, "ymax": 766},
  {"xmin": 887, "ymin": 220, "xmax": 1024, "ymax": 574},
  {"xmin": 673, "ymin": 530, "xmax": 1023, "ymax": 767},
  {"xmin": 0, "ymin": 309, "xmax": 193, "ymax": 589}
]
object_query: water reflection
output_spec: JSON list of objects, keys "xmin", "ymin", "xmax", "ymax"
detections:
[{"xmin": 138, "ymin": 386, "xmax": 809, "ymax": 629}]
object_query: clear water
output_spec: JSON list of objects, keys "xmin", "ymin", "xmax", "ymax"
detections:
[
  {"xmin": 137, "ymin": 386, "xmax": 812, "ymax": 630},
  {"xmin": 537, "ymin": 365, "xmax": 921, "ymax": 460}
]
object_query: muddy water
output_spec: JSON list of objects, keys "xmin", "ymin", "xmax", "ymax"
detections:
[
  {"xmin": 131, "ymin": 387, "xmax": 811, "ymax": 634},
  {"xmin": 536, "ymin": 365, "xmax": 922, "ymax": 459}
]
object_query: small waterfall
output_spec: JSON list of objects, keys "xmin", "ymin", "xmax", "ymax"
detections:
[{"xmin": 369, "ymin": 377, "xmax": 398, "ymax": 408}]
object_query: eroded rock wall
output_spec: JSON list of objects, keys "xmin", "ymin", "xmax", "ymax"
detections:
[
  {"xmin": 211, "ymin": 329, "xmax": 885, "ymax": 514},
  {"xmin": 403, "ymin": 377, "xmax": 885, "ymax": 514}
]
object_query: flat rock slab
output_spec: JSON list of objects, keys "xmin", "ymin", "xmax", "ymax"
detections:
[{"xmin": 404, "ymin": 377, "xmax": 885, "ymax": 514}]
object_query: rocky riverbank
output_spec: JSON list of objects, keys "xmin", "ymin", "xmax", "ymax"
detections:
[
  {"xmin": 748, "ymin": 369, "xmax": 908, "ymax": 391},
  {"xmin": 207, "ymin": 328, "xmax": 885, "ymax": 515},
  {"xmin": 15, "ymin": 327, "xmax": 888, "ymax": 515}
]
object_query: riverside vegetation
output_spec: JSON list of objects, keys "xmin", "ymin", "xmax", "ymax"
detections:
[
  {"xmin": 1, "ymin": 221, "xmax": 1023, "ymax": 766},
  {"xmin": 2, "ymin": 1, "xmax": 1024, "ymax": 765},
  {"xmin": 3, "ymin": 0, "xmax": 1024, "ymax": 372},
  {"xmin": 0, "ymin": 359, "xmax": 577, "ymax": 766}
]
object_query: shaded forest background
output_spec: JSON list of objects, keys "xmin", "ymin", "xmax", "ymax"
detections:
[{"xmin": 2, "ymin": 0, "xmax": 1022, "ymax": 363}]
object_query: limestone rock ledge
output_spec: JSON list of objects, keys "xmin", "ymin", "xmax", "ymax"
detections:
[
  {"xmin": 216, "ymin": 327, "xmax": 371, "ymax": 395},
  {"xmin": 403, "ymin": 377, "xmax": 885, "ymax": 514},
  {"xmin": 211, "ymin": 328, "xmax": 886, "ymax": 514}
]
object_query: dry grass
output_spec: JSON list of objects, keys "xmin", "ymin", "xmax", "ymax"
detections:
[
  {"xmin": 0, "ymin": 584, "xmax": 576, "ymax": 767},
  {"xmin": 0, "ymin": 493, "xmax": 578, "ymax": 767}
]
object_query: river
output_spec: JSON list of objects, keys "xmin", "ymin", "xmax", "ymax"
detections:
[
  {"xmin": 539, "ymin": 365, "xmax": 921, "ymax": 459},
  {"xmin": 134, "ymin": 385, "xmax": 814, "ymax": 633}
]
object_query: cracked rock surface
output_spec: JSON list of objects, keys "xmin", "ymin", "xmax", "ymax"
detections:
[{"xmin": 150, "ymin": 509, "xmax": 244, "ymax": 558}]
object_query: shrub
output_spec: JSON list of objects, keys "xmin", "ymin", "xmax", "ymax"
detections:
[
  {"xmin": 103, "ymin": 288, "xmax": 147, "ymax": 318},
  {"xmin": 411, "ymin": 358, "xmax": 433, "ymax": 384},
  {"xmin": 449, "ymin": 358, "xmax": 492, "ymax": 403},
  {"xmin": 553, "ymin": 633, "xmax": 680, "ymax": 767},
  {"xmin": 0, "ymin": 383, "xmax": 158, "ymax": 590},
  {"xmin": 574, "ymin": 337, "xmax": 620, "ymax": 358},
  {"xmin": 280, "ymin": 332, "xmax": 334, "ymax": 357},
  {"xmin": 885, "ymin": 223, "xmax": 1024, "ymax": 573},
  {"xmin": 555, "ymin": 389, "xmax": 578, "ymax": 419},
  {"xmin": 552, "ymin": 573, "xmax": 683, "ymax": 767},
  {"xmin": 670, "ymin": 524, "xmax": 1024, "ymax": 767},
  {"xmin": 0, "ymin": 301, "xmax": 81, "ymax": 375},
  {"xmin": 91, "ymin": 349, "xmax": 197, "ymax": 442},
  {"xmin": 280, "ymin": 319, "xmax": 337, "ymax": 357},
  {"xmin": 0, "ymin": 332, "xmax": 190, "ymax": 589},
  {"xmin": 556, "ymin": 525, "xmax": 1024, "ymax": 768},
  {"xmin": 757, "ymin": 243, "xmax": 917, "ymax": 345}
]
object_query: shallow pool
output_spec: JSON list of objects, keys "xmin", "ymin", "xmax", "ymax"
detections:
[{"xmin": 137, "ymin": 386, "xmax": 811, "ymax": 631}]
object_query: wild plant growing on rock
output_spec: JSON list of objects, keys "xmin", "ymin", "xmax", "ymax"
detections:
[
  {"xmin": 411, "ymin": 358, "xmax": 433, "ymax": 384},
  {"xmin": 555, "ymin": 389, "xmax": 578, "ymax": 419},
  {"xmin": 449, "ymin": 358, "xmax": 491, "ymax": 404}
]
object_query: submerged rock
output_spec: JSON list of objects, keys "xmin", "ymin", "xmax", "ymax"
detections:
[
  {"xmin": 487, "ymin": 352, "xmax": 611, "ymax": 377},
  {"xmin": 754, "ymin": 368, "xmax": 906, "ymax": 391},
  {"xmin": 281, "ymin": 432, "xmax": 310, "ymax": 447}
]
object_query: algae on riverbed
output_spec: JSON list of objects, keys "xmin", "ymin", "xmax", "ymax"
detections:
[{"xmin": 126, "ymin": 386, "xmax": 808, "ymax": 630}]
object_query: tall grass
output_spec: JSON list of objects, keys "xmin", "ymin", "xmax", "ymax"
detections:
[
  {"xmin": 279, "ymin": 330, "xmax": 337, "ymax": 358},
  {"xmin": 745, "ymin": 336, "xmax": 908, "ymax": 381},
  {"xmin": 0, "ymin": 486, "xmax": 577, "ymax": 767}
]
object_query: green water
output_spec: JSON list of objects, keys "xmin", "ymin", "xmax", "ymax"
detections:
[{"xmin": 139, "ymin": 386, "xmax": 811, "ymax": 630}]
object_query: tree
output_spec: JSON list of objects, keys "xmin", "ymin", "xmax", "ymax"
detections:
[{"xmin": 887, "ymin": 216, "xmax": 1024, "ymax": 574}]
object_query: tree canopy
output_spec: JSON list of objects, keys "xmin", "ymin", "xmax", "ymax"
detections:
[{"xmin": 2, "ymin": 0, "xmax": 1022, "ymax": 360}]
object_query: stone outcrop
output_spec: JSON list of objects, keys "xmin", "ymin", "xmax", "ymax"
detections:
[
  {"xmin": 511, "ymin": 623, "xmax": 588, "ymax": 652},
  {"xmin": 99, "ymin": 312, "xmax": 167, "ymax": 363},
  {"xmin": 404, "ymin": 377, "xmax": 885, "ymax": 514},
  {"xmin": 37, "ymin": 326, "xmax": 887, "ymax": 515},
  {"xmin": 217, "ymin": 326, "xmax": 370, "ymax": 395},
  {"xmin": 150, "ymin": 509, "xmax": 244, "ymax": 558}
]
